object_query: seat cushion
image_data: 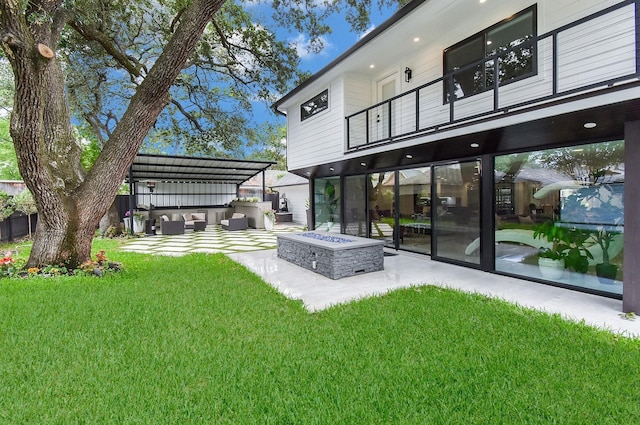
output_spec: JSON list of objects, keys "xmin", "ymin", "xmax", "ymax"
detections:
[
  {"xmin": 220, "ymin": 219, "xmax": 229, "ymax": 226},
  {"xmin": 231, "ymin": 212, "xmax": 245, "ymax": 219},
  {"xmin": 191, "ymin": 213, "xmax": 205, "ymax": 221}
]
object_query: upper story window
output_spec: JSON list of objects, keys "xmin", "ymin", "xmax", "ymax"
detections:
[
  {"xmin": 444, "ymin": 6, "xmax": 536, "ymax": 102},
  {"xmin": 300, "ymin": 89, "xmax": 329, "ymax": 121}
]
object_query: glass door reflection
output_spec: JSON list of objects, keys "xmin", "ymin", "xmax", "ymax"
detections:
[
  {"xmin": 397, "ymin": 167, "xmax": 432, "ymax": 254},
  {"xmin": 433, "ymin": 161, "xmax": 481, "ymax": 264}
]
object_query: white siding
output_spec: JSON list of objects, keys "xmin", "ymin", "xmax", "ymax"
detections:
[
  {"xmin": 286, "ymin": 79, "xmax": 347, "ymax": 170},
  {"xmin": 135, "ymin": 182, "xmax": 236, "ymax": 208},
  {"xmin": 557, "ymin": 4, "xmax": 636, "ymax": 91},
  {"xmin": 344, "ymin": 74, "xmax": 372, "ymax": 148},
  {"xmin": 271, "ymin": 183, "xmax": 309, "ymax": 225}
]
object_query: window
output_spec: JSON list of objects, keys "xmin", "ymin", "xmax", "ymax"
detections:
[
  {"xmin": 444, "ymin": 6, "xmax": 536, "ymax": 102},
  {"xmin": 493, "ymin": 140, "xmax": 624, "ymax": 295},
  {"xmin": 300, "ymin": 89, "xmax": 329, "ymax": 121},
  {"xmin": 314, "ymin": 177, "xmax": 340, "ymax": 232}
]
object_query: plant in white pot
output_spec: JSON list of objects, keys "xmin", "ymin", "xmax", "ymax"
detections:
[
  {"xmin": 262, "ymin": 208, "xmax": 275, "ymax": 231},
  {"xmin": 533, "ymin": 220, "xmax": 593, "ymax": 280},
  {"xmin": 132, "ymin": 212, "xmax": 146, "ymax": 233}
]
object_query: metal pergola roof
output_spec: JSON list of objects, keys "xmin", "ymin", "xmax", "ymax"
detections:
[{"xmin": 127, "ymin": 153, "xmax": 276, "ymax": 185}]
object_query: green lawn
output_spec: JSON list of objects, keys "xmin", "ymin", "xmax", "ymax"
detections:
[{"xmin": 0, "ymin": 238, "xmax": 639, "ymax": 423}]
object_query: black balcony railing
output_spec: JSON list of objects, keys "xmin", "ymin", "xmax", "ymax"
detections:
[{"xmin": 346, "ymin": 0, "xmax": 640, "ymax": 151}]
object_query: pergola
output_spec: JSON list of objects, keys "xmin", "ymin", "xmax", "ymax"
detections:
[
  {"xmin": 124, "ymin": 153, "xmax": 275, "ymax": 226},
  {"xmin": 127, "ymin": 153, "xmax": 275, "ymax": 186}
]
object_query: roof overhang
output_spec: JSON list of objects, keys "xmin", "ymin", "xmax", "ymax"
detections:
[{"xmin": 127, "ymin": 154, "xmax": 275, "ymax": 185}]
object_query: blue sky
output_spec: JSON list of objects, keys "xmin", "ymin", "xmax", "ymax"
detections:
[{"xmin": 251, "ymin": 2, "xmax": 400, "ymax": 126}]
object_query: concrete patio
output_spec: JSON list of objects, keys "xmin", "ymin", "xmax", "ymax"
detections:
[
  {"xmin": 230, "ymin": 249, "xmax": 640, "ymax": 338},
  {"xmin": 122, "ymin": 225, "xmax": 640, "ymax": 338}
]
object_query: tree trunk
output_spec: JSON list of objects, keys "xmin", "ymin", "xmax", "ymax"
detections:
[
  {"xmin": 1, "ymin": 0, "xmax": 225, "ymax": 268},
  {"xmin": 99, "ymin": 201, "xmax": 122, "ymax": 236},
  {"xmin": 30, "ymin": 204, "xmax": 97, "ymax": 268}
]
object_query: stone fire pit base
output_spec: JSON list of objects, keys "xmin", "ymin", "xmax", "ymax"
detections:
[{"xmin": 277, "ymin": 232, "xmax": 384, "ymax": 279}]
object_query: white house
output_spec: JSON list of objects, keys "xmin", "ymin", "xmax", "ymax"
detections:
[
  {"xmin": 270, "ymin": 173, "xmax": 309, "ymax": 225},
  {"xmin": 274, "ymin": 0, "xmax": 640, "ymax": 312}
]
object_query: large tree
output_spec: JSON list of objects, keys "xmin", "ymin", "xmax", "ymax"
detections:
[
  {"xmin": 0, "ymin": 0, "xmax": 405, "ymax": 268},
  {"xmin": 0, "ymin": 0, "xmax": 232, "ymax": 267}
]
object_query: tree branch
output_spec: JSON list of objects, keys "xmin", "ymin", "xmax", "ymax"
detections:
[
  {"xmin": 68, "ymin": 20, "xmax": 144, "ymax": 78},
  {"xmin": 171, "ymin": 99, "xmax": 205, "ymax": 132}
]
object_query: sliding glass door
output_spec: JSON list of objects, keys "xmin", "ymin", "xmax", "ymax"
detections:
[
  {"xmin": 368, "ymin": 171, "xmax": 395, "ymax": 248},
  {"xmin": 433, "ymin": 161, "xmax": 481, "ymax": 264},
  {"xmin": 344, "ymin": 175, "xmax": 367, "ymax": 237},
  {"xmin": 397, "ymin": 167, "xmax": 432, "ymax": 254}
]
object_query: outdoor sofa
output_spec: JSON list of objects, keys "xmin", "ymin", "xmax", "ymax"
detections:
[
  {"xmin": 182, "ymin": 212, "xmax": 207, "ymax": 231},
  {"xmin": 159, "ymin": 212, "xmax": 207, "ymax": 234}
]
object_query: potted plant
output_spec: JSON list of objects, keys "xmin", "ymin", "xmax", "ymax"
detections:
[
  {"xmin": 132, "ymin": 211, "xmax": 146, "ymax": 233},
  {"xmin": 563, "ymin": 182, "xmax": 624, "ymax": 283},
  {"xmin": 262, "ymin": 208, "xmax": 275, "ymax": 231},
  {"xmin": 592, "ymin": 226, "xmax": 622, "ymax": 282},
  {"xmin": 533, "ymin": 220, "xmax": 593, "ymax": 279}
]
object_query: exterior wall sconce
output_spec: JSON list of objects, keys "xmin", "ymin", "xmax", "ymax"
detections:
[
  {"xmin": 404, "ymin": 67, "xmax": 412, "ymax": 82},
  {"xmin": 146, "ymin": 180, "xmax": 156, "ymax": 193}
]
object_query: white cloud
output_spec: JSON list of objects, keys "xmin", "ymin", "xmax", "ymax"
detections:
[
  {"xmin": 289, "ymin": 33, "xmax": 332, "ymax": 60},
  {"xmin": 359, "ymin": 24, "xmax": 376, "ymax": 40}
]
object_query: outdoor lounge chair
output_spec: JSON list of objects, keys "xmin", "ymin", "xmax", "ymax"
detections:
[
  {"xmin": 221, "ymin": 213, "xmax": 248, "ymax": 231},
  {"xmin": 160, "ymin": 215, "xmax": 185, "ymax": 235}
]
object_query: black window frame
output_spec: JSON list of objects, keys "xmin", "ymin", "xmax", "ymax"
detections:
[
  {"xmin": 300, "ymin": 89, "xmax": 329, "ymax": 121},
  {"xmin": 443, "ymin": 5, "xmax": 537, "ymax": 103}
]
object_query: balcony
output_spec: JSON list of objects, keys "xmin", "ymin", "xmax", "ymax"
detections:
[{"xmin": 346, "ymin": 0, "xmax": 640, "ymax": 151}]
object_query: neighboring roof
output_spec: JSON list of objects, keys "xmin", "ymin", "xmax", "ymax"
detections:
[
  {"xmin": 127, "ymin": 153, "xmax": 275, "ymax": 185},
  {"xmin": 241, "ymin": 169, "xmax": 287, "ymax": 188},
  {"xmin": 0, "ymin": 180, "xmax": 26, "ymax": 195},
  {"xmin": 273, "ymin": 0, "xmax": 425, "ymax": 111},
  {"xmin": 271, "ymin": 173, "xmax": 309, "ymax": 187}
]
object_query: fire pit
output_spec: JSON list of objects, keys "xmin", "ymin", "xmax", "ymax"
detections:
[{"xmin": 277, "ymin": 232, "xmax": 384, "ymax": 279}]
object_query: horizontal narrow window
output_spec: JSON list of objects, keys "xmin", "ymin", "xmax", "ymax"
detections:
[{"xmin": 301, "ymin": 89, "xmax": 329, "ymax": 121}]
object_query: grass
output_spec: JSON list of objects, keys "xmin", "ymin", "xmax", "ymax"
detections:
[{"xmin": 0, "ymin": 237, "xmax": 639, "ymax": 423}]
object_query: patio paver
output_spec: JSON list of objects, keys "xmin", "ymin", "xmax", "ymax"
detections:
[{"xmin": 121, "ymin": 223, "xmax": 304, "ymax": 255}]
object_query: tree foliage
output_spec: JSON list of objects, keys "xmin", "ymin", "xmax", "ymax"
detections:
[
  {"xmin": 535, "ymin": 140, "xmax": 624, "ymax": 182},
  {"xmin": 246, "ymin": 122, "xmax": 287, "ymax": 170},
  {"xmin": 0, "ymin": 118, "xmax": 20, "ymax": 180},
  {"xmin": 0, "ymin": 0, "xmax": 406, "ymax": 267},
  {"xmin": 0, "ymin": 191, "xmax": 13, "ymax": 220}
]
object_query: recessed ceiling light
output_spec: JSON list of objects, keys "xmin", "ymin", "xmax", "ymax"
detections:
[
  {"xmin": 369, "ymin": 64, "xmax": 375, "ymax": 69},
  {"xmin": 584, "ymin": 122, "xmax": 597, "ymax": 129},
  {"xmin": 470, "ymin": 143, "xmax": 480, "ymax": 148},
  {"xmin": 329, "ymin": 167, "xmax": 334, "ymax": 171},
  {"xmin": 486, "ymin": 40, "xmax": 492, "ymax": 45},
  {"xmin": 413, "ymin": 37, "xmax": 420, "ymax": 42},
  {"xmin": 360, "ymin": 162, "xmax": 366, "ymax": 166},
  {"xmin": 305, "ymin": 171, "xmax": 311, "ymax": 175},
  {"xmin": 405, "ymin": 154, "xmax": 413, "ymax": 159},
  {"xmin": 479, "ymin": 0, "xmax": 486, "ymax": 3}
]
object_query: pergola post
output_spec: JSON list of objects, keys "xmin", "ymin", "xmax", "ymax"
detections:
[
  {"xmin": 262, "ymin": 170, "xmax": 266, "ymax": 201},
  {"xmin": 128, "ymin": 167, "xmax": 135, "ymax": 235}
]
